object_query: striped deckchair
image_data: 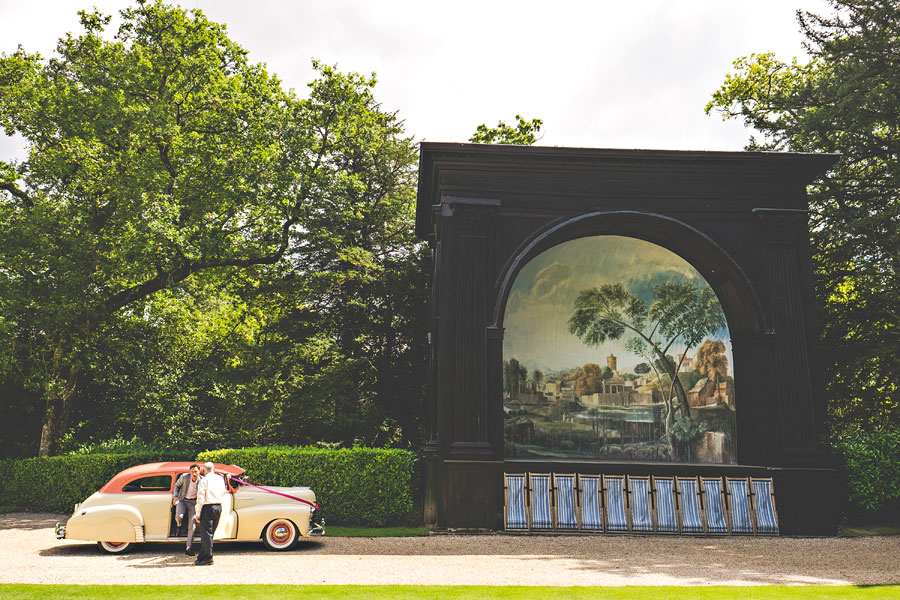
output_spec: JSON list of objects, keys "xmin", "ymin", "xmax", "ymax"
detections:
[
  {"xmin": 702, "ymin": 477, "xmax": 729, "ymax": 534},
  {"xmin": 726, "ymin": 477, "xmax": 754, "ymax": 534},
  {"xmin": 504, "ymin": 473, "xmax": 528, "ymax": 530},
  {"xmin": 529, "ymin": 473, "xmax": 553, "ymax": 530},
  {"xmin": 677, "ymin": 477, "xmax": 705, "ymax": 534},
  {"xmin": 554, "ymin": 474, "xmax": 578, "ymax": 530},
  {"xmin": 628, "ymin": 476, "xmax": 654, "ymax": 533},
  {"xmin": 751, "ymin": 478, "xmax": 779, "ymax": 535},
  {"xmin": 603, "ymin": 475, "xmax": 629, "ymax": 532},
  {"xmin": 653, "ymin": 476, "xmax": 679, "ymax": 534},
  {"xmin": 579, "ymin": 475, "xmax": 603, "ymax": 531}
]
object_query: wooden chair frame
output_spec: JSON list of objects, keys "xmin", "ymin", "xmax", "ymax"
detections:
[
  {"xmin": 652, "ymin": 476, "xmax": 679, "ymax": 534},
  {"xmin": 602, "ymin": 474, "xmax": 630, "ymax": 533},
  {"xmin": 553, "ymin": 473, "xmax": 579, "ymax": 531},
  {"xmin": 701, "ymin": 476, "xmax": 729, "ymax": 535},
  {"xmin": 676, "ymin": 476, "xmax": 706, "ymax": 535},
  {"xmin": 627, "ymin": 475, "xmax": 655, "ymax": 533},
  {"xmin": 725, "ymin": 477, "xmax": 754, "ymax": 534},
  {"xmin": 503, "ymin": 472, "xmax": 529, "ymax": 531},
  {"xmin": 578, "ymin": 474, "xmax": 604, "ymax": 532},
  {"xmin": 750, "ymin": 477, "xmax": 779, "ymax": 535},
  {"xmin": 528, "ymin": 472, "xmax": 554, "ymax": 531}
]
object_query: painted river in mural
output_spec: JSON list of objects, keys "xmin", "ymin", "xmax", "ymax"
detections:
[{"xmin": 503, "ymin": 235, "xmax": 736, "ymax": 464}]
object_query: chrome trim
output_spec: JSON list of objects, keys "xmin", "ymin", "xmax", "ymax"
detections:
[
  {"xmin": 134, "ymin": 525, "xmax": 145, "ymax": 543},
  {"xmin": 308, "ymin": 518, "xmax": 325, "ymax": 536},
  {"xmin": 55, "ymin": 522, "xmax": 66, "ymax": 539}
]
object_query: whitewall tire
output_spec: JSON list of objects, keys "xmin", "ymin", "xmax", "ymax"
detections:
[
  {"xmin": 263, "ymin": 519, "xmax": 297, "ymax": 551},
  {"xmin": 97, "ymin": 540, "xmax": 132, "ymax": 553}
]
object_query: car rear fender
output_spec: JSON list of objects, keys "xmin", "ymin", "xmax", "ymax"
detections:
[
  {"xmin": 64, "ymin": 503, "xmax": 144, "ymax": 543},
  {"xmin": 235, "ymin": 503, "xmax": 313, "ymax": 539}
]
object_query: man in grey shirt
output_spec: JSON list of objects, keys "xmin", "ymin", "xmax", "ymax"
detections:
[{"xmin": 173, "ymin": 463, "xmax": 201, "ymax": 556}]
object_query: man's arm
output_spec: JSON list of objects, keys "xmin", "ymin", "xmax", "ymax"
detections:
[
  {"xmin": 173, "ymin": 473, "xmax": 184, "ymax": 506},
  {"xmin": 195, "ymin": 476, "xmax": 208, "ymax": 521}
]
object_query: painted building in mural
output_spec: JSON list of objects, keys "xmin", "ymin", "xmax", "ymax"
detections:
[{"xmin": 503, "ymin": 235, "xmax": 736, "ymax": 464}]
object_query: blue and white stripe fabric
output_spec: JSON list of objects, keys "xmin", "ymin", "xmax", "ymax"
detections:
[
  {"xmin": 580, "ymin": 476, "xmax": 602, "ymax": 531},
  {"xmin": 753, "ymin": 479, "xmax": 778, "ymax": 534},
  {"xmin": 654, "ymin": 478, "xmax": 678, "ymax": 533},
  {"xmin": 555, "ymin": 475, "xmax": 578, "ymax": 530},
  {"xmin": 530, "ymin": 474, "xmax": 553, "ymax": 530},
  {"xmin": 703, "ymin": 478, "xmax": 728, "ymax": 534},
  {"xmin": 728, "ymin": 478, "xmax": 753, "ymax": 533},
  {"xmin": 505, "ymin": 474, "xmax": 527, "ymax": 530},
  {"xmin": 604, "ymin": 476, "xmax": 628, "ymax": 532},
  {"xmin": 629, "ymin": 477, "xmax": 652, "ymax": 532},
  {"xmin": 678, "ymin": 478, "xmax": 704, "ymax": 534}
]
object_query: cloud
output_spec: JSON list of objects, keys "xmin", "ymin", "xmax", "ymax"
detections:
[{"xmin": 530, "ymin": 262, "xmax": 572, "ymax": 301}]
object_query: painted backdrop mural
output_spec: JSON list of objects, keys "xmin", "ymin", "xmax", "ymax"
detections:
[{"xmin": 503, "ymin": 236, "xmax": 736, "ymax": 464}]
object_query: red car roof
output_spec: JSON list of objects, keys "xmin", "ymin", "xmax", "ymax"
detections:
[{"xmin": 100, "ymin": 462, "xmax": 245, "ymax": 493}]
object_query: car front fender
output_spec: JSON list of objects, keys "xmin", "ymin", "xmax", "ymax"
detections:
[
  {"xmin": 63, "ymin": 503, "xmax": 144, "ymax": 543},
  {"xmin": 235, "ymin": 503, "xmax": 313, "ymax": 539}
]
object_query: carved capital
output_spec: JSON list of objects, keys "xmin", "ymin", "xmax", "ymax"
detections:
[{"xmin": 752, "ymin": 208, "xmax": 808, "ymax": 245}]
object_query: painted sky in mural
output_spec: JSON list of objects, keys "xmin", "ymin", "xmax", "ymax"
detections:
[{"xmin": 504, "ymin": 236, "xmax": 734, "ymax": 375}]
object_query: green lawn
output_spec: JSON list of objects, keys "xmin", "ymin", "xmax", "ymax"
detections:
[{"xmin": 1, "ymin": 586, "xmax": 899, "ymax": 599}]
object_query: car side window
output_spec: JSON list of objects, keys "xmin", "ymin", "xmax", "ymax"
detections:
[{"xmin": 122, "ymin": 475, "xmax": 173, "ymax": 492}]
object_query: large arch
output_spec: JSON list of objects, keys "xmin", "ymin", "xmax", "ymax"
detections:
[{"xmin": 493, "ymin": 210, "xmax": 767, "ymax": 338}]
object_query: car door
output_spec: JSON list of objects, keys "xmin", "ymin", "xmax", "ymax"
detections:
[{"xmin": 119, "ymin": 474, "xmax": 174, "ymax": 540}]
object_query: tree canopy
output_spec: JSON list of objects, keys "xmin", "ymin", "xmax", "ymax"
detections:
[
  {"xmin": 706, "ymin": 0, "xmax": 900, "ymax": 433},
  {"xmin": 0, "ymin": 0, "xmax": 426, "ymax": 456},
  {"xmin": 469, "ymin": 114, "xmax": 543, "ymax": 145}
]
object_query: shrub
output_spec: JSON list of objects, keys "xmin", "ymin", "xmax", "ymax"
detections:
[
  {"xmin": 0, "ymin": 451, "xmax": 194, "ymax": 513},
  {"xmin": 198, "ymin": 446, "xmax": 419, "ymax": 526},
  {"xmin": 832, "ymin": 426, "xmax": 900, "ymax": 513}
]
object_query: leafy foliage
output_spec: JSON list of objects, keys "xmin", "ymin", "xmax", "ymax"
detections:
[
  {"xmin": 0, "ymin": 451, "xmax": 194, "ymax": 512},
  {"xmin": 469, "ymin": 114, "xmax": 543, "ymax": 145},
  {"xmin": 706, "ymin": 0, "xmax": 900, "ymax": 433},
  {"xmin": 198, "ymin": 446, "xmax": 419, "ymax": 526},
  {"xmin": 0, "ymin": 1, "xmax": 427, "ymax": 456},
  {"xmin": 832, "ymin": 426, "xmax": 900, "ymax": 513}
]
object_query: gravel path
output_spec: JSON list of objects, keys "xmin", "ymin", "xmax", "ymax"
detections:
[{"xmin": 3, "ymin": 513, "xmax": 899, "ymax": 586}]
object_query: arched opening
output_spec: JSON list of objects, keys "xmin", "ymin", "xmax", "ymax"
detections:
[{"xmin": 496, "ymin": 212, "xmax": 763, "ymax": 465}]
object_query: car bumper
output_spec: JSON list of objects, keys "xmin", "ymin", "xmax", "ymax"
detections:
[{"xmin": 308, "ymin": 517, "xmax": 325, "ymax": 537}]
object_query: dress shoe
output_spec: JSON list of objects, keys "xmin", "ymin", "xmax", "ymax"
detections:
[
  {"xmin": 194, "ymin": 560, "xmax": 213, "ymax": 566},
  {"xmin": 185, "ymin": 548, "xmax": 195, "ymax": 556}
]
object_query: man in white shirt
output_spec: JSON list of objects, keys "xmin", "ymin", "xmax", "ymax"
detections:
[
  {"xmin": 193, "ymin": 461, "xmax": 226, "ymax": 566},
  {"xmin": 173, "ymin": 463, "xmax": 201, "ymax": 556}
]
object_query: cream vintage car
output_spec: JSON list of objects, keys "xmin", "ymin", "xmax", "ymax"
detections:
[{"xmin": 55, "ymin": 461, "xmax": 324, "ymax": 553}]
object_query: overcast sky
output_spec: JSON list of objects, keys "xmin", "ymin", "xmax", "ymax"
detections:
[{"xmin": 1, "ymin": 0, "xmax": 833, "ymax": 160}]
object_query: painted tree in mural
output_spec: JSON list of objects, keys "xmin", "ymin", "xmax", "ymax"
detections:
[
  {"xmin": 694, "ymin": 340, "xmax": 729, "ymax": 391},
  {"xmin": 568, "ymin": 281, "xmax": 726, "ymax": 452}
]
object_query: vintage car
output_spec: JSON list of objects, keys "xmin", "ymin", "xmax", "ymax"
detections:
[{"xmin": 55, "ymin": 461, "xmax": 325, "ymax": 553}]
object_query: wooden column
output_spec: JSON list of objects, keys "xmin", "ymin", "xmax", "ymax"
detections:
[{"xmin": 753, "ymin": 208, "xmax": 820, "ymax": 457}]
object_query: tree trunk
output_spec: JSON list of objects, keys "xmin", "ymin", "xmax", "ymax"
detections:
[{"xmin": 38, "ymin": 351, "xmax": 78, "ymax": 457}]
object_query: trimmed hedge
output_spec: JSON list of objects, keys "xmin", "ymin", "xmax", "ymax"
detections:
[
  {"xmin": 0, "ymin": 451, "xmax": 195, "ymax": 513},
  {"xmin": 832, "ymin": 426, "xmax": 900, "ymax": 514},
  {"xmin": 198, "ymin": 446, "xmax": 419, "ymax": 526}
]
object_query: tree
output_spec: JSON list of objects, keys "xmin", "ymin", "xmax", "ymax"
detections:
[
  {"xmin": 469, "ymin": 114, "xmax": 543, "ymax": 145},
  {"xmin": 706, "ymin": 0, "xmax": 900, "ymax": 432},
  {"xmin": 694, "ymin": 339, "xmax": 729, "ymax": 388},
  {"xmin": 532, "ymin": 369, "xmax": 544, "ymax": 387},
  {"xmin": 575, "ymin": 363, "xmax": 603, "ymax": 396},
  {"xmin": 0, "ymin": 1, "xmax": 422, "ymax": 454},
  {"xmin": 568, "ymin": 281, "xmax": 726, "ymax": 451}
]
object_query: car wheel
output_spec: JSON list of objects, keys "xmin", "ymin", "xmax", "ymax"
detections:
[
  {"xmin": 97, "ymin": 540, "xmax": 132, "ymax": 553},
  {"xmin": 263, "ymin": 519, "xmax": 297, "ymax": 551}
]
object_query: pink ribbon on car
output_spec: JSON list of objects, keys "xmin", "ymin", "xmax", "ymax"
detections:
[{"xmin": 231, "ymin": 477, "xmax": 319, "ymax": 510}]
